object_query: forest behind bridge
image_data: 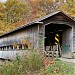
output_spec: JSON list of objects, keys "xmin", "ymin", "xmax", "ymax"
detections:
[{"xmin": 0, "ymin": 0, "xmax": 75, "ymax": 35}]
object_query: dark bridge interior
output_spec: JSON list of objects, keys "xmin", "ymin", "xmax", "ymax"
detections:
[{"xmin": 45, "ymin": 23, "xmax": 71, "ymax": 49}]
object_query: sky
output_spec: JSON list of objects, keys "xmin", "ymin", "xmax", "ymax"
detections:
[{"xmin": 0, "ymin": 0, "xmax": 7, "ymax": 3}]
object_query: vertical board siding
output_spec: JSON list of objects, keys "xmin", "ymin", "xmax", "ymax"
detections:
[
  {"xmin": 0, "ymin": 12, "xmax": 75, "ymax": 59},
  {"xmin": 38, "ymin": 24, "xmax": 45, "ymax": 53},
  {"xmin": 73, "ymin": 27, "xmax": 75, "ymax": 52},
  {"xmin": 62, "ymin": 28, "xmax": 73, "ymax": 58},
  {"xmin": 0, "ymin": 25, "xmax": 38, "ymax": 50}
]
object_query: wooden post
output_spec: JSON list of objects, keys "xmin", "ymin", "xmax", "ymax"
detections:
[
  {"xmin": 56, "ymin": 44, "xmax": 59, "ymax": 57},
  {"xmin": 13, "ymin": 46, "xmax": 15, "ymax": 50},
  {"xmin": 2, "ymin": 47, "xmax": 3, "ymax": 50},
  {"xmin": 59, "ymin": 44, "xmax": 62, "ymax": 57},
  {"xmin": 17, "ymin": 45, "xmax": 19, "ymax": 50},
  {"xmin": 37, "ymin": 24, "xmax": 39, "ymax": 48},
  {"xmin": 9, "ymin": 46, "xmax": 11, "ymax": 50},
  {"xmin": 22, "ymin": 45, "xmax": 24, "ymax": 49},
  {"xmin": 6, "ymin": 46, "xmax": 7, "ymax": 50},
  {"xmin": 0, "ymin": 48, "xmax": 1, "ymax": 50}
]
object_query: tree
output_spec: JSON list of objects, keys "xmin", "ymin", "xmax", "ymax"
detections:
[
  {"xmin": 38, "ymin": 0, "xmax": 56, "ymax": 15},
  {"xmin": 59, "ymin": 0, "xmax": 75, "ymax": 19},
  {"xmin": 0, "ymin": 2, "xmax": 5, "ymax": 20},
  {"xmin": 4, "ymin": 0, "xmax": 30, "ymax": 23},
  {"xmin": 24, "ymin": 0, "xmax": 46, "ymax": 21},
  {"xmin": 25, "ymin": 0, "xmax": 56, "ymax": 21}
]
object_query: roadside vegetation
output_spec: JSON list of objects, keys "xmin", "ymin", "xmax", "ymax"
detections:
[
  {"xmin": 44, "ymin": 59, "xmax": 75, "ymax": 75},
  {"xmin": 0, "ymin": 50, "xmax": 44, "ymax": 75},
  {"xmin": 0, "ymin": 50, "xmax": 75, "ymax": 75}
]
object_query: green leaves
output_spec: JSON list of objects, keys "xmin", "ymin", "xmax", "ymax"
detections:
[
  {"xmin": 4, "ymin": 0, "xmax": 30, "ymax": 23},
  {"xmin": 59, "ymin": 0, "xmax": 75, "ymax": 19},
  {"xmin": 0, "ymin": 0, "xmax": 75, "ymax": 35}
]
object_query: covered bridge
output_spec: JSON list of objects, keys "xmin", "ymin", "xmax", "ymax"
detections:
[{"xmin": 0, "ymin": 11, "xmax": 75, "ymax": 59}]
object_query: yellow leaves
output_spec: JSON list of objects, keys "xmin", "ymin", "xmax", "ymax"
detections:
[
  {"xmin": 43, "ymin": 59, "xmax": 75, "ymax": 75},
  {"xmin": 59, "ymin": 0, "xmax": 75, "ymax": 18},
  {"xmin": 13, "ymin": 43, "xmax": 18, "ymax": 49},
  {"xmin": 0, "ymin": 20, "xmax": 6, "ymax": 34},
  {"xmin": 0, "ymin": 2, "xmax": 5, "ymax": 11},
  {"xmin": 5, "ymin": 0, "xmax": 18, "ymax": 8},
  {"xmin": 43, "ymin": 57, "xmax": 55, "ymax": 69},
  {"xmin": 11, "ymin": 19, "xmax": 27, "ymax": 27},
  {"xmin": 44, "ymin": 0, "xmax": 54, "ymax": 3},
  {"xmin": 0, "ymin": 12, "xmax": 4, "ymax": 17},
  {"xmin": 54, "ymin": 68, "xmax": 59, "ymax": 74},
  {"xmin": 0, "ymin": 20, "xmax": 15, "ymax": 35},
  {"xmin": 20, "ymin": 38, "xmax": 32, "ymax": 49},
  {"xmin": 29, "ymin": 0, "xmax": 40, "ymax": 4},
  {"xmin": 3, "ymin": 0, "xmax": 30, "ymax": 23}
]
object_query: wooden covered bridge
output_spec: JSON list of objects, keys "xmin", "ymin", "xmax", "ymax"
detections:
[{"xmin": 0, "ymin": 11, "xmax": 75, "ymax": 59}]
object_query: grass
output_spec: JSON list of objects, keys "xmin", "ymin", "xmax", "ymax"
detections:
[
  {"xmin": 44, "ymin": 59, "xmax": 75, "ymax": 75},
  {"xmin": 0, "ymin": 50, "xmax": 45, "ymax": 75},
  {"xmin": 0, "ymin": 50, "xmax": 75, "ymax": 75}
]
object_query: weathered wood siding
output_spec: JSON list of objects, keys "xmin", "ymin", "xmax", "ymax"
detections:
[
  {"xmin": 0, "ymin": 50, "xmax": 28, "ymax": 59},
  {"xmin": 73, "ymin": 26, "xmax": 75, "ymax": 52},
  {"xmin": 42, "ymin": 13, "xmax": 74, "ymax": 26},
  {"xmin": 38, "ymin": 24, "xmax": 45, "ymax": 53},
  {"xmin": 41, "ymin": 13, "xmax": 74, "ymax": 58},
  {"xmin": 0, "ymin": 25, "xmax": 39, "ymax": 50},
  {"xmin": 0, "ymin": 12, "xmax": 75, "ymax": 59},
  {"xmin": 62, "ymin": 28, "xmax": 73, "ymax": 58}
]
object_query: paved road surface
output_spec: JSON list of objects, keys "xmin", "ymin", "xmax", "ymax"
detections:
[{"xmin": 59, "ymin": 58, "xmax": 75, "ymax": 63}]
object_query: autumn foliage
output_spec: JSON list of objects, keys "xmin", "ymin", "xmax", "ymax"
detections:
[{"xmin": 0, "ymin": 0, "xmax": 75, "ymax": 35}]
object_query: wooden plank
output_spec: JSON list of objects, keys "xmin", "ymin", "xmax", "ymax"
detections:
[{"xmin": 0, "ymin": 25, "xmax": 39, "ymax": 50}]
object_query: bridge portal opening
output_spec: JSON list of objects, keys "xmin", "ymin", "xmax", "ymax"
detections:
[{"xmin": 45, "ymin": 23, "xmax": 72, "ymax": 57}]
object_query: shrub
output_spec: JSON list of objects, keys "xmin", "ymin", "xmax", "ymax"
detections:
[{"xmin": 0, "ymin": 50, "xmax": 44, "ymax": 75}]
